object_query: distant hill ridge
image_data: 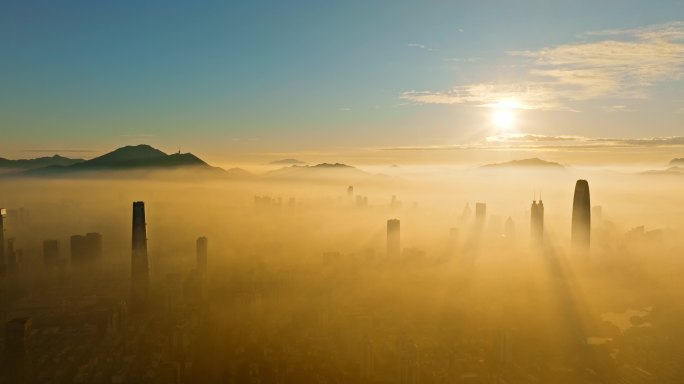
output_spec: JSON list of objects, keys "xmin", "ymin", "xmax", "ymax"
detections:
[
  {"xmin": 482, "ymin": 158, "xmax": 565, "ymax": 169},
  {"xmin": 0, "ymin": 144, "xmax": 254, "ymax": 179},
  {"xmin": 264, "ymin": 162, "xmax": 369, "ymax": 181},
  {"xmin": 669, "ymin": 158, "xmax": 684, "ymax": 166},
  {"xmin": 0, "ymin": 154, "xmax": 84, "ymax": 169}
]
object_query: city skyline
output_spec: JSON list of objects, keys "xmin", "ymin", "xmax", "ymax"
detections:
[{"xmin": 2, "ymin": 2, "xmax": 684, "ymax": 383}]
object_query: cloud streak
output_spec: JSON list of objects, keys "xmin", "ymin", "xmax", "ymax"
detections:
[{"xmin": 381, "ymin": 134, "xmax": 684, "ymax": 151}]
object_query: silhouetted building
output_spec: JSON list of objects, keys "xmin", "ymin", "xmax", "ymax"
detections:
[
  {"xmin": 0, "ymin": 208, "xmax": 6, "ymax": 276},
  {"xmin": 86, "ymin": 232, "xmax": 103, "ymax": 260},
  {"xmin": 531, "ymin": 197, "xmax": 544, "ymax": 243},
  {"xmin": 571, "ymin": 180, "xmax": 591, "ymax": 250},
  {"xmin": 43, "ymin": 240, "xmax": 60, "ymax": 267},
  {"xmin": 6, "ymin": 238, "xmax": 20, "ymax": 273},
  {"xmin": 6, "ymin": 317, "xmax": 32, "ymax": 383},
  {"xmin": 196, "ymin": 236, "xmax": 208, "ymax": 274},
  {"xmin": 387, "ymin": 219, "xmax": 400, "ymax": 259},
  {"xmin": 474, "ymin": 202, "xmax": 486, "ymax": 230},
  {"xmin": 132, "ymin": 201, "xmax": 149, "ymax": 312},
  {"xmin": 70, "ymin": 234, "xmax": 88, "ymax": 265}
]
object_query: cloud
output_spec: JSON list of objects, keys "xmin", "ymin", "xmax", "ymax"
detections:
[
  {"xmin": 603, "ymin": 105, "xmax": 633, "ymax": 112},
  {"xmin": 402, "ymin": 21, "xmax": 684, "ymax": 110},
  {"xmin": 407, "ymin": 43, "xmax": 435, "ymax": 51},
  {"xmin": 401, "ymin": 83, "xmax": 568, "ymax": 111},
  {"xmin": 381, "ymin": 134, "xmax": 684, "ymax": 151}
]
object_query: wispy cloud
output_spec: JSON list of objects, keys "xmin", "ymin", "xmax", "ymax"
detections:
[
  {"xmin": 603, "ymin": 105, "xmax": 633, "ymax": 112},
  {"xmin": 402, "ymin": 21, "xmax": 684, "ymax": 110},
  {"xmin": 381, "ymin": 134, "xmax": 684, "ymax": 151},
  {"xmin": 401, "ymin": 83, "xmax": 566, "ymax": 110},
  {"xmin": 407, "ymin": 43, "xmax": 435, "ymax": 51}
]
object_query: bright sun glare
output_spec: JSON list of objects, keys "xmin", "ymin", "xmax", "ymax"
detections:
[{"xmin": 491, "ymin": 99, "xmax": 518, "ymax": 131}]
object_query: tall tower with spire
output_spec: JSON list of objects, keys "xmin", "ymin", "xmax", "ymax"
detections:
[
  {"xmin": 131, "ymin": 201, "xmax": 149, "ymax": 312},
  {"xmin": 387, "ymin": 219, "xmax": 400, "ymax": 259},
  {"xmin": 530, "ymin": 192, "xmax": 544, "ymax": 244},
  {"xmin": 571, "ymin": 180, "xmax": 591, "ymax": 250},
  {"xmin": 0, "ymin": 208, "xmax": 6, "ymax": 276}
]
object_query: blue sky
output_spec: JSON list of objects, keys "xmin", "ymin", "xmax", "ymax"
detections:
[{"xmin": 1, "ymin": 1, "xmax": 683, "ymax": 161}]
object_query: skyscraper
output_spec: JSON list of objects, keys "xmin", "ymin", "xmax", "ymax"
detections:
[
  {"xmin": 0, "ymin": 208, "xmax": 6, "ymax": 276},
  {"xmin": 131, "ymin": 201, "xmax": 149, "ymax": 312},
  {"xmin": 387, "ymin": 219, "xmax": 400, "ymax": 259},
  {"xmin": 6, "ymin": 238, "xmax": 19, "ymax": 274},
  {"xmin": 530, "ymin": 197, "xmax": 544, "ymax": 244},
  {"xmin": 474, "ymin": 202, "xmax": 486, "ymax": 231},
  {"xmin": 43, "ymin": 240, "xmax": 60, "ymax": 267},
  {"xmin": 196, "ymin": 236, "xmax": 208, "ymax": 274},
  {"xmin": 6, "ymin": 317, "xmax": 31, "ymax": 383},
  {"xmin": 571, "ymin": 180, "xmax": 591, "ymax": 250}
]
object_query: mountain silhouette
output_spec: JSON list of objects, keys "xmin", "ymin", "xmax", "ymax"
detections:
[
  {"xmin": 669, "ymin": 158, "xmax": 684, "ymax": 166},
  {"xmin": 0, "ymin": 154, "xmax": 84, "ymax": 170},
  {"xmin": 481, "ymin": 158, "xmax": 565, "ymax": 169},
  {"xmin": 18, "ymin": 145, "xmax": 237, "ymax": 178},
  {"xmin": 264, "ymin": 163, "xmax": 369, "ymax": 181},
  {"xmin": 641, "ymin": 166, "xmax": 684, "ymax": 176}
]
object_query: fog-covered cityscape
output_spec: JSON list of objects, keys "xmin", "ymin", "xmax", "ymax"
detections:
[
  {"xmin": 3, "ymin": 1, "xmax": 684, "ymax": 383},
  {"xmin": 1, "ymin": 145, "xmax": 684, "ymax": 383}
]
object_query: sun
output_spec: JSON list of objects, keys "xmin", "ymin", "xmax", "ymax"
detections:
[{"xmin": 490, "ymin": 99, "xmax": 519, "ymax": 131}]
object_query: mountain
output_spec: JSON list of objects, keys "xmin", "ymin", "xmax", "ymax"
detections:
[
  {"xmin": 481, "ymin": 158, "xmax": 565, "ymax": 169},
  {"xmin": 270, "ymin": 158, "xmax": 306, "ymax": 165},
  {"xmin": 641, "ymin": 166, "xmax": 684, "ymax": 176},
  {"xmin": 67, "ymin": 144, "xmax": 209, "ymax": 170},
  {"xmin": 669, "ymin": 158, "xmax": 684, "ymax": 166},
  {"xmin": 0, "ymin": 154, "xmax": 84, "ymax": 170},
  {"xmin": 225, "ymin": 167, "xmax": 255, "ymax": 179},
  {"xmin": 20, "ymin": 145, "xmax": 229, "ymax": 177},
  {"xmin": 264, "ymin": 163, "xmax": 370, "ymax": 181}
]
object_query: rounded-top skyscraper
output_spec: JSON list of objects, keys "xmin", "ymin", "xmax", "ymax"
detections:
[{"xmin": 571, "ymin": 180, "xmax": 591, "ymax": 250}]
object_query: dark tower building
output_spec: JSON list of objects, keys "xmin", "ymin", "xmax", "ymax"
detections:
[
  {"xmin": 0, "ymin": 208, "xmax": 6, "ymax": 276},
  {"xmin": 43, "ymin": 240, "xmax": 60, "ymax": 267},
  {"xmin": 70, "ymin": 235, "xmax": 88, "ymax": 265},
  {"xmin": 530, "ymin": 197, "xmax": 544, "ymax": 244},
  {"xmin": 6, "ymin": 317, "xmax": 32, "ymax": 383},
  {"xmin": 571, "ymin": 180, "xmax": 591, "ymax": 250},
  {"xmin": 387, "ymin": 219, "xmax": 400, "ymax": 259},
  {"xmin": 196, "ymin": 236, "xmax": 208, "ymax": 274},
  {"xmin": 6, "ymin": 238, "xmax": 19, "ymax": 273},
  {"xmin": 131, "ymin": 201, "xmax": 149, "ymax": 312},
  {"xmin": 86, "ymin": 232, "xmax": 103, "ymax": 261}
]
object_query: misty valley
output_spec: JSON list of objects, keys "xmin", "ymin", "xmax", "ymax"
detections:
[{"xmin": 1, "ymin": 146, "xmax": 684, "ymax": 384}]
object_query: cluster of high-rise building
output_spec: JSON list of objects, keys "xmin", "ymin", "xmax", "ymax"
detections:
[
  {"xmin": 1, "ymin": 178, "xmax": 602, "ymax": 384},
  {"xmin": 383, "ymin": 179, "xmax": 593, "ymax": 258}
]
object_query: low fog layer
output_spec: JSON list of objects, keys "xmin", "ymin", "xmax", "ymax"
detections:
[{"xmin": 1, "ymin": 165, "xmax": 683, "ymax": 383}]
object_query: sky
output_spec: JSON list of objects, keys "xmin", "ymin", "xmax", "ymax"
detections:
[{"xmin": 1, "ymin": 1, "xmax": 683, "ymax": 165}]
